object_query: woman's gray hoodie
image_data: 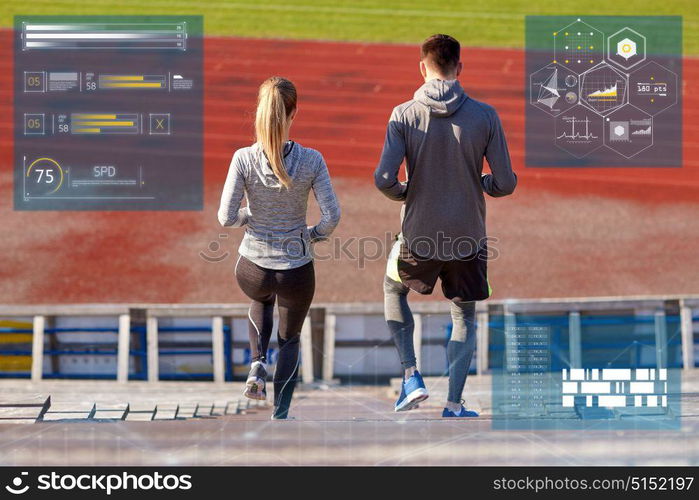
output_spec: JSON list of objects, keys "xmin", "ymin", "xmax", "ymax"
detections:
[{"xmin": 218, "ymin": 141, "xmax": 341, "ymax": 270}]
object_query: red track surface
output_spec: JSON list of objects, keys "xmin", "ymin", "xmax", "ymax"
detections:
[{"xmin": 1, "ymin": 32, "xmax": 698, "ymax": 303}]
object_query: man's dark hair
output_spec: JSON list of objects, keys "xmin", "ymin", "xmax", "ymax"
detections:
[{"xmin": 420, "ymin": 34, "xmax": 460, "ymax": 74}]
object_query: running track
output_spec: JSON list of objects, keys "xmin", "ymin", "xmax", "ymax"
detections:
[{"xmin": 0, "ymin": 32, "xmax": 698, "ymax": 303}]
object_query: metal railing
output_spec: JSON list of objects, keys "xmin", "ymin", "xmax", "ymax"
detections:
[{"xmin": 0, "ymin": 294, "xmax": 697, "ymax": 383}]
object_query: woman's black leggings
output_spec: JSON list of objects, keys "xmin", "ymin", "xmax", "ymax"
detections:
[{"xmin": 235, "ymin": 255, "xmax": 315, "ymax": 410}]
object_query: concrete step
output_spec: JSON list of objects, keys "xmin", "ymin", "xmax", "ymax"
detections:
[
  {"xmin": 195, "ymin": 402, "xmax": 213, "ymax": 417},
  {"xmin": 0, "ymin": 406, "xmax": 45, "ymax": 420},
  {"xmin": 177, "ymin": 404, "xmax": 197, "ymax": 419},
  {"xmin": 93, "ymin": 403, "xmax": 129, "ymax": 421},
  {"xmin": 153, "ymin": 404, "xmax": 179, "ymax": 420},
  {"xmin": 0, "ymin": 381, "xmax": 261, "ymax": 424}
]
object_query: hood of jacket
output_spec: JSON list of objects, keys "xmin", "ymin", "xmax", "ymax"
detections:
[
  {"xmin": 252, "ymin": 141, "xmax": 297, "ymax": 188},
  {"xmin": 413, "ymin": 79, "xmax": 468, "ymax": 117}
]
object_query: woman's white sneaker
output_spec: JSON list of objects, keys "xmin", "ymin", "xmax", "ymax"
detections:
[{"xmin": 244, "ymin": 361, "xmax": 267, "ymax": 400}]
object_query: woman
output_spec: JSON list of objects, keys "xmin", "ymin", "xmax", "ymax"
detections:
[{"xmin": 218, "ymin": 77, "xmax": 341, "ymax": 420}]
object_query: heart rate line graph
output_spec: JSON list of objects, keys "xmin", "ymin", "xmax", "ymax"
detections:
[{"xmin": 557, "ymin": 114, "xmax": 598, "ymax": 142}]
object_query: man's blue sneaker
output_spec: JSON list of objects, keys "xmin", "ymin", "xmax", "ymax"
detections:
[
  {"xmin": 442, "ymin": 403, "xmax": 479, "ymax": 418},
  {"xmin": 394, "ymin": 371, "xmax": 429, "ymax": 412}
]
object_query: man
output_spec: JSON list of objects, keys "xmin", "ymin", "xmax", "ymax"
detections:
[{"xmin": 374, "ymin": 34, "xmax": 517, "ymax": 417}]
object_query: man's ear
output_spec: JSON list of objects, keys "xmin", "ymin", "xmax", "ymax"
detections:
[
  {"xmin": 456, "ymin": 61, "xmax": 463, "ymax": 77},
  {"xmin": 419, "ymin": 60, "xmax": 428, "ymax": 79}
]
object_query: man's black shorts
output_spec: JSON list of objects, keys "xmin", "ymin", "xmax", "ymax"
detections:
[{"xmin": 386, "ymin": 237, "xmax": 491, "ymax": 302}]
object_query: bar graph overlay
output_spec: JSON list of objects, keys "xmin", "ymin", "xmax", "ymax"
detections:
[{"xmin": 70, "ymin": 113, "xmax": 139, "ymax": 134}]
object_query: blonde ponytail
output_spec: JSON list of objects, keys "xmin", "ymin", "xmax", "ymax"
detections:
[{"xmin": 255, "ymin": 77, "xmax": 297, "ymax": 189}]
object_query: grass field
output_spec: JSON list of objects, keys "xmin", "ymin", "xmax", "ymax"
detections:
[{"xmin": 1, "ymin": 0, "xmax": 699, "ymax": 54}]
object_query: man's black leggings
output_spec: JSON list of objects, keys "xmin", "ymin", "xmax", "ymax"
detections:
[{"xmin": 235, "ymin": 255, "xmax": 315, "ymax": 410}]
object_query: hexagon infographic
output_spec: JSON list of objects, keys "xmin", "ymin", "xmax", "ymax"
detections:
[
  {"xmin": 604, "ymin": 104, "xmax": 653, "ymax": 158},
  {"xmin": 526, "ymin": 16, "xmax": 681, "ymax": 165},
  {"xmin": 554, "ymin": 19, "xmax": 604, "ymax": 73},
  {"xmin": 555, "ymin": 104, "xmax": 604, "ymax": 158},
  {"xmin": 580, "ymin": 63, "xmax": 628, "ymax": 115},
  {"xmin": 607, "ymin": 27, "xmax": 646, "ymax": 70},
  {"xmin": 530, "ymin": 63, "xmax": 580, "ymax": 116},
  {"xmin": 629, "ymin": 61, "xmax": 678, "ymax": 115}
]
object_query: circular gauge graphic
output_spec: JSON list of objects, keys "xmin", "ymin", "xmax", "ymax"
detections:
[
  {"xmin": 25, "ymin": 157, "xmax": 64, "ymax": 196},
  {"xmin": 565, "ymin": 75, "xmax": 578, "ymax": 87},
  {"xmin": 565, "ymin": 91, "xmax": 578, "ymax": 104}
]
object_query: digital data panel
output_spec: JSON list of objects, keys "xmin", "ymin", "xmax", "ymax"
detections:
[
  {"xmin": 490, "ymin": 315, "xmax": 681, "ymax": 430},
  {"xmin": 525, "ymin": 16, "xmax": 682, "ymax": 167},
  {"xmin": 14, "ymin": 16, "xmax": 203, "ymax": 210}
]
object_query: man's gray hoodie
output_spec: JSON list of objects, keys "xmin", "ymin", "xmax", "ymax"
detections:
[{"xmin": 374, "ymin": 79, "xmax": 517, "ymax": 260}]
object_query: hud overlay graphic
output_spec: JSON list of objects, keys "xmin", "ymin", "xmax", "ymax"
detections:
[
  {"xmin": 491, "ymin": 314, "xmax": 681, "ymax": 430},
  {"xmin": 14, "ymin": 16, "xmax": 203, "ymax": 210},
  {"xmin": 525, "ymin": 16, "xmax": 682, "ymax": 167}
]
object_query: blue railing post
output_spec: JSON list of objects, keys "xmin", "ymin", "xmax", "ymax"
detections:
[{"xmin": 224, "ymin": 326, "xmax": 233, "ymax": 382}]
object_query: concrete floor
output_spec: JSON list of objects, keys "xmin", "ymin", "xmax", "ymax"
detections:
[{"xmin": 1, "ymin": 374, "xmax": 698, "ymax": 466}]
